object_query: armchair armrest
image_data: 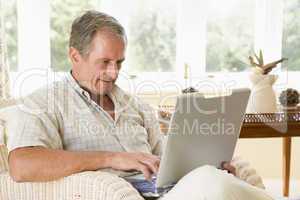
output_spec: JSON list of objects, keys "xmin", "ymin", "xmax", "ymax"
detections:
[{"xmin": 0, "ymin": 170, "xmax": 143, "ymax": 200}]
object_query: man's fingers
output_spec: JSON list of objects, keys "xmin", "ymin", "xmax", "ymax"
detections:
[
  {"xmin": 141, "ymin": 153, "xmax": 160, "ymax": 162},
  {"xmin": 138, "ymin": 164, "xmax": 152, "ymax": 181},
  {"xmin": 145, "ymin": 156, "xmax": 160, "ymax": 168},
  {"xmin": 139, "ymin": 159, "xmax": 159, "ymax": 174},
  {"xmin": 221, "ymin": 161, "xmax": 236, "ymax": 176},
  {"xmin": 138, "ymin": 153, "xmax": 160, "ymax": 170},
  {"xmin": 135, "ymin": 153, "xmax": 160, "ymax": 178},
  {"xmin": 153, "ymin": 157, "xmax": 160, "ymax": 167}
]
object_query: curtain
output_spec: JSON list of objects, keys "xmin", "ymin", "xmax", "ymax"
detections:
[{"xmin": 0, "ymin": 0, "xmax": 10, "ymax": 101}]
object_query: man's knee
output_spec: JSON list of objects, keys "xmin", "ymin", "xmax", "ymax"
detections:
[
  {"xmin": 162, "ymin": 165, "xmax": 274, "ymax": 200},
  {"xmin": 187, "ymin": 165, "xmax": 229, "ymax": 183},
  {"xmin": 192, "ymin": 165, "xmax": 274, "ymax": 200},
  {"xmin": 192, "ymin": 165, "xmax": 220, "ymax": 176}
]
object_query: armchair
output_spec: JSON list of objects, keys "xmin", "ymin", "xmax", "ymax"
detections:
[{"xmin": 0, "ymin": 104, "xmax": 143, "ymax": 200}]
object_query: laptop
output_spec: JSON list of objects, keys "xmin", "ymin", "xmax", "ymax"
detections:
[{"xmin": 124, "ymin": 88, "xmax": 250, "ymax": 197}]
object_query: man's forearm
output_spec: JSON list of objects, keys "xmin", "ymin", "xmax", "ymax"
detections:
[{"xmin": 8, "ymin": 147, "xmax": 114, "ymax": 182}]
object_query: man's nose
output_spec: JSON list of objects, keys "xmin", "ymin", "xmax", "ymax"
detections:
[{"xmin": 106, "ymin": 63, "xmax": 119, "ymax": 80}]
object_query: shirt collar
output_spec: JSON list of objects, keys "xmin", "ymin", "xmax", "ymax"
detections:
[
  {"xmin": 65, "ymin": 71, "xmax": 121, "ymax": 106},
  {"xmin": 65, "ymin": 72, "xmax": 92, "ymax": 101}
]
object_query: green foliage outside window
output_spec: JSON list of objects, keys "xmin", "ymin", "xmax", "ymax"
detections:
[
  {"xmin": 50, "ymin": 0, "xmax": 176, "ymax": 73},
  {"xmin": 3, "ymin": 0, "xmax": 17, "ymax": 71},
  {"xmin": 126, "ymin": 1, "xmax": 176, "ymax": 73},
  {"xmin": 50, "ymin": 0, "xmax": 97, "ymax": 71},
  {"xmin": 282, "ymin": 0, "xmax": 300, "ymax": 71},
  {"xmin": 4, "ymin": 0, "xmax": 300, "ymax": 72},
  {"xmin": 205, "ymin": 1, "xmax": 255, "ymax": 72}
]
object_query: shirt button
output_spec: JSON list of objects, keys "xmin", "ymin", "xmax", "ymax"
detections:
[{"xmin": 82, "ymin": 91, "xmax": 90, "ymax": 99}]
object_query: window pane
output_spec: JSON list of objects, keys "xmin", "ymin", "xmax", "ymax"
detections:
[
  {"xmin": 206, "ymin": 0, "xmax": 255, "ymax": 72},
  {"xmin": 282, "ymin": 0, "xmax": 300, "ymax": 71},
  {"xmin": 50, "ymin": 0, "xmax": 98, "ymax": 72},
  {"xmin": 50, "ymin": 0, "xmax": 176, "ymax": 73},
  {"xmin": 127, "ymin": 0, "xmax": 176, "ymax": 73},
  {"xmin": 3, "ymin": 0, "xmax": 18, "ymax": 71}
]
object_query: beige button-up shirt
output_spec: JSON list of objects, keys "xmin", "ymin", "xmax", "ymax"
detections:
[{"xmin": 7, "ymin": 73, "xmax": 163, "ymax": 172}]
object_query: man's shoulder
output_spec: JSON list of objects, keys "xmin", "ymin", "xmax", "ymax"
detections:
[
  {"xmin": 25, "ymin": 79, "xmax": 68, "ymax": 98},
  {"xmin": 19, "ymin": 80, "xmax": 70, "ymax": 111}
]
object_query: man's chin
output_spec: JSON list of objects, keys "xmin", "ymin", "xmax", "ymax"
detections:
[{"xmin": 94, "ymin": 85, "xmax": 114, "ymax": 95}]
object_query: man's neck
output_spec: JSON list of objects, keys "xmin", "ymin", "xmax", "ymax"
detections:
[
  {"xmin": 70, "ymin": 71, "xmax": 116, "ymax": 120},
  {"xmin": 90, "ymin": 93, "xmax": 108, "ymax": 105},
  {"xmin": 91, "ymin": 93, "xmax": 115, "ymax": 120}
]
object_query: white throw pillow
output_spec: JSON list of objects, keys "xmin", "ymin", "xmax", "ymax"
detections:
[
  {"xmin": 0, "ymin": 99, "xmax": 17, "ymax": 146},
  {"xmin": 0, "ymin": 106, "xmax": 19, "ymax": 172},
  {"xmin": 0, "ymin": 106, "xmax": 21, "ymax": 146},
  {"xmin": 0, "ymin": 106, "xmax": 25, "ymax": 172}
]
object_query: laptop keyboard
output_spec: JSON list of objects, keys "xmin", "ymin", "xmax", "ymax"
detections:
[
  {"xmin": 126, "ymin": 176, "xmax": 157, "ymax": 194},
  {"xmin": 125, "ymin": 176, "xmax": 175, "ymax": 197}
]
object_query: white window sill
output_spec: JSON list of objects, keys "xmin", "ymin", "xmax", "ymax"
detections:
[{"xmin": 9, "ymin": 70, "xmax": 300, "ymax": 98}]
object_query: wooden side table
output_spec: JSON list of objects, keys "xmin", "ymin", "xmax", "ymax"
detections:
[
  {"xmin": 241, "ymin": 113, "xmax": 300, "ymax": 197},
  {"xmin": 158, "ymin": 108, "xmax": 300, "ymax": 197}
]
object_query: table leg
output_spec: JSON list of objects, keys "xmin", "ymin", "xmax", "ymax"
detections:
[{"xmin": 283, "ymin": 137, "xmax": 291, "ymax": 197}]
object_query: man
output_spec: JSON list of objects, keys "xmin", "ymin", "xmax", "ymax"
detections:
[{"xmin": 7, "ymin": 11, "xmax": 272, "ymax": 199}]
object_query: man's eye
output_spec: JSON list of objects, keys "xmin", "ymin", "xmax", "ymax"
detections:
[
  {"xmin": 116, "ymin": 63, "xmax": 122, "ymax": 70},
  {"xmin": 103, "ymin": 60, "xmax": 109, "ymax": 64}
]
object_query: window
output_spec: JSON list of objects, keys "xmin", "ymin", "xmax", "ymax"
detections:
[
  {"xmin": 282, "ymin": 0, "xmax": 300, "ymax": 71},
  {"xmin": 206, "ymin": 0, "xmax": 255, "ymax": 72},
  {"xmin": 50, "ymin": 0, "xmax": 176, "ymax": 73},
  {"xmin": 50, "ymin": 0, "xmax": 98, "ymax": 72},
  {"xmin": 7, "ymin": 0, "xmax": 300, "ymax": 96},
  {"xmin": 126, "ymin": 0, "xmax": 176, "ymax": 73},
  {"xmin": 3, "ymin": 0, "xmax": 18, "ymax": 71}
]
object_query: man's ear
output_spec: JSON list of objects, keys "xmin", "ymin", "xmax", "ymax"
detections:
[{"xmin": 69, "ymin": 47, "xmax": 81, "ymax": 64}]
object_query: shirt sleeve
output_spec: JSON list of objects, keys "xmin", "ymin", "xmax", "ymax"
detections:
[
  {"xmin": 6, "ymin": 107, "xmax": 63, "ymax": 153},
  {"xmin": 139, "ymin": 101, "xmax": 163, "ymax": 156}
]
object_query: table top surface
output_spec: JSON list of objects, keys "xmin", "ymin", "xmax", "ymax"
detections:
[
  {"xmin": 243, "ymin": 113, "xmax": 300, "ymax": 124},
  {"xmin": 158, "ymin": 105, "xmax": 300, "ymax": 138},
  {"xmin": 241, "ymin": 111, "xmax": 300, "ymax": 137}
]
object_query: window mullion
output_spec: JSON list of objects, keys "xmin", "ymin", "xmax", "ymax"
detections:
[
  {"xmin": 14, "ymin": 0, "xmax": 51, "ymax": 97},
  {"xmin": 17, "ymin": 0, "xmax": 51, "ymax": 71},
  {"xmin": 176, "ymin": 0, "xmax": 206, "ymax": 82},
  {"xmin": 255, "ymin": 0, "xmax": 284, "ymax": 63}
]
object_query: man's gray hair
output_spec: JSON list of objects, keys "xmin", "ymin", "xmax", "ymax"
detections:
[{"xmin": 69, "ymin": 10, "xmax": 127, "ymax": 56}]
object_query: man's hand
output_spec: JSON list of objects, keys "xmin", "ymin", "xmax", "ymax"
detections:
[
  {"xmin": 110, "ymin": 152, "xmax": 160, "ymax": 180},
  {"xmin": 221, "ymin": 161, "xmax": 236, "ymax": 176}
]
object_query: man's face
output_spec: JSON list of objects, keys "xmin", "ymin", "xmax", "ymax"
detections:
[{"xmin": 70, "ymin": 31, "xmax": 126, "ymax": 95}]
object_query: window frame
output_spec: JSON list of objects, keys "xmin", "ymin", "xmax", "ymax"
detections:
[{"xmin": 11, "ymin": 0, "xmax": 298, "ymax": 97}]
